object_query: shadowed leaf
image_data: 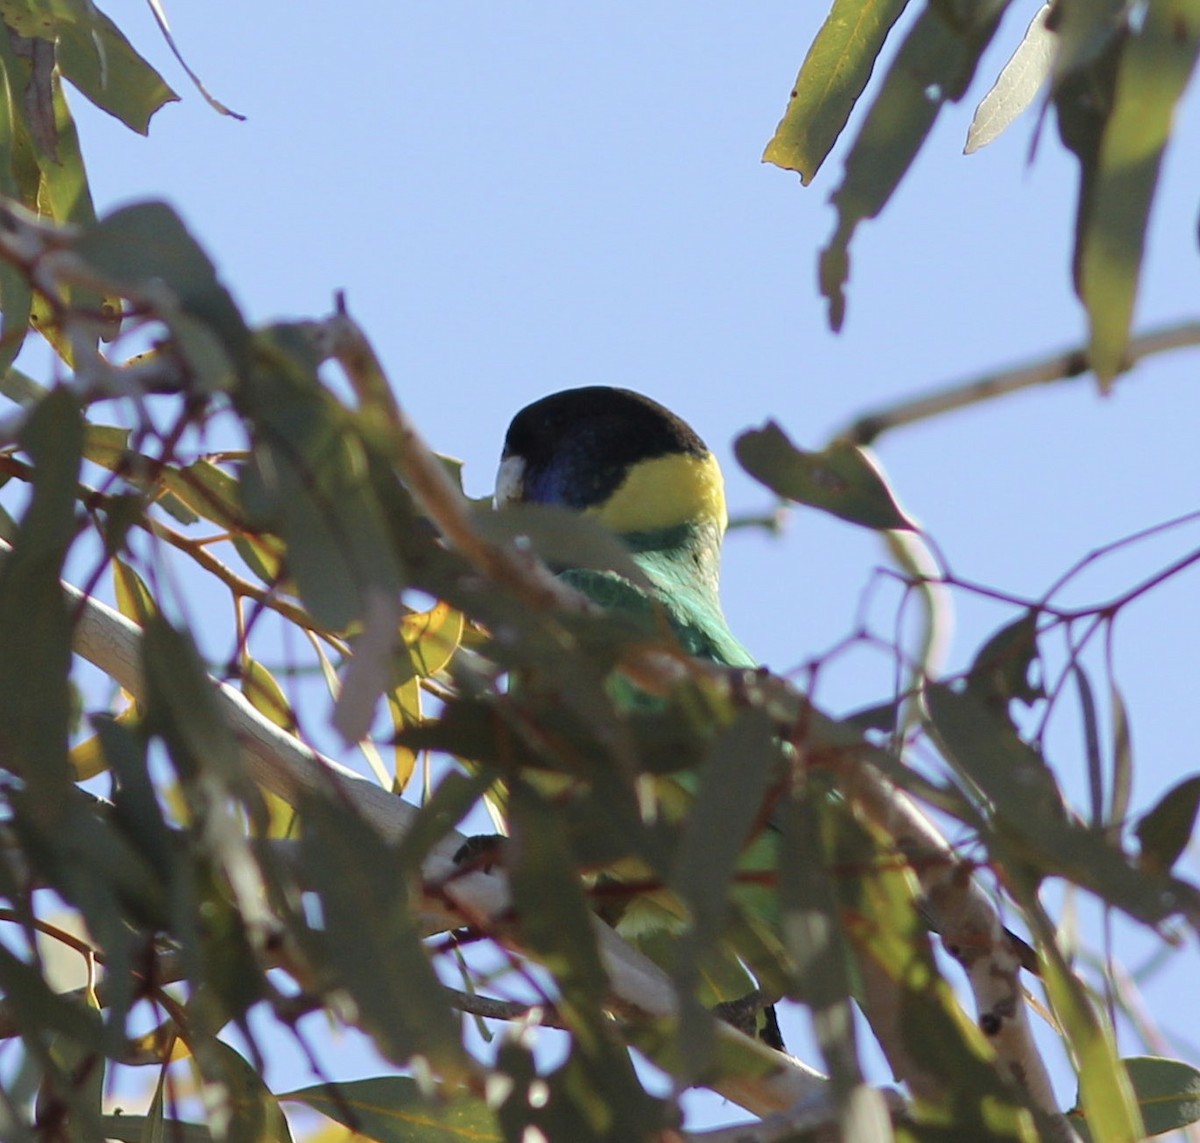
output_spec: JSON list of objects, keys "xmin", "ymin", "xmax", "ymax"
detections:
[{"xmin": 736, "ymin": 420, "xmax": 913, "ymax": 531}]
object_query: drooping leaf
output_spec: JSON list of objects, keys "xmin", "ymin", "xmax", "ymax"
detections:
[
  {"xmin": 188, "ymin": 1040, "xmax": 293, "ymax": 1143},
  {"xmin": 964, "ymin": 3, "xmax": 1054, "ymax": 153},
  {"xmin": 763, "ymin": 0, "xmax": 910, "ymax": 182},
  {"xmin": 238, "ymin": 326, "xmax": 406, "ymax": 632},
  {"xmin": 1078, "ymin": 0, "xmax": 1200, "ymax": 387},
  {"xmin": 294, "ymin": 789, "xmax": 464, "ymax": 1075},
  {"xmin": 779, "ymin": 789, "xmax": 862, "ymax": 1095},
  {"xmin": 1135, "ymin": 775, "xmax": 1200, "ymax": 875},
  {"xmin": 927, "ymin": 683, "xmax": 1200, "ymax": 931},
  {"xmin": 818, "ymin": 1, "xmax": 1007, "ymax": 329},
  {"xmin": 112, "ymin": 555, "xmax": 156, "ymax": 626},
  {"xmin": 55, "ymin": 7, "xmax": 179, "ymax": 135},
  {"xmin": 0, "ymin": 387, "xmax": 82, "ymax": 816},
  {"xmin": 1023, "ymin": 895, "xmax": 1144, "ymax": 1143},
  {"xmin": 823, "ymin": 796, "xmax": 1033, "ymax": 1136},
  {"xmin": 1072, "ymin": 663, "xmax": 1104, "ymax": 827},
  {"xmin": 736, "ymin": 420, "xmax": 913, "ymax": 531},
  {"xmin": 388, "ymin": 675, "xmax": 422, "ymax": 792},
  {"xmin": 1108, "ymin": 682, "xmax": 1133, "ymax": 835},
  {"xmin": 1050, "ymin": 0, "xmax": 1133, "ymax": 82}
]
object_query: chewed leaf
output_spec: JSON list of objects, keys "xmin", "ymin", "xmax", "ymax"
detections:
[
  {"xmin": 1136, "ymin": 775, "xmax": 1200, "ymax": 875},
  {"xmin": 735, "ymin": 421, "xmax": 913, "ymax": 531},
  {"xmin": 965, "ymin": 3, "xmax": 1054, "ymax": 154}
]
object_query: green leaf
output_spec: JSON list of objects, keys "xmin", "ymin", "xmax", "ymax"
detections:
[
  {"xmin": 735, "ymin": 420, "xmax": 913, "ymax": 531},
  {"xmin": 818, "ymin": 2, "xmax": 1005, "ymax": 329},
  {"xmin": 191, "ymin": 1040, "xmax": 293, "ymax": 1143},
  {"xmin": 294, "ymin": 789, "xmax": 465, "ymax": 1074},
  {"xmin": 1108, "ymin": 682, "xmax": 1133, "ymax": 834},
  {"xmin": 823, "ymin": 797, "xmax": 1033, "ymax": 1135},
  {"xmin": 1079, "ymin": 0, "xmax": 1200, "ymax": 387},
  {"xmin": 927, "ymin": 684, "xmax": 1200, "ymax": 931},
  {"xmin": 965, "ymin": 610, "xmax": 1043, "ymax": 711},
  {"xmin": 283, "ymin": 1076, "xmax": 501, "ymax": 1143},
  {"xmin": 0, "ymin": 387, "xmax": 81, "ymax": 813},
  {"xmin": 1028, "ymin": 898, "xmax": 1143, "ymax": 1143},
  {"xmin": 55, "ymin": 7, "xmax": 179, "ymax": 134},
  {"xmin": 238, "ymin": 327, "xmax": 406, "ymax": 631},
  {"xmin": 779, "ymin": 791, "xmax": 861, "ymax": 1092},
  {"xmin": 763, "ymin": 0, "xmax": 909, "ymax": 182},
  {"xmin": 474, "ymin": 501, "xmax": 651, "ymax": 589},
  {"xmin": 1050, "ymin": 0, "xmax": 1134, "ymax": 83},
  {"xmin": 1072, "ymin": 663, "xmax": 1104, "ymax": 826},
  {"xmin": 1135, "ymin": 775, "xmax": 1200, "ymax": 875},
  {"xmin": 72, "ymin": 201, "xmax": 249, "ymax": 361},
  {"xmin": 1123, "ymin": 1056, "xmax": 1200, "ymax": 1136},
  {"xmin": 99, "ymin": 1116, "xmax": 212, "ymax": 1143},
  {"xmin": 667, "ymin": 709, "xmax": 777, "ymax": 1077}
]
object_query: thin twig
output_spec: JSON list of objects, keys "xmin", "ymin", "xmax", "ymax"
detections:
[{"xmin": 840, "ymin": 319, "xmax": 1200, "ymax": 447}]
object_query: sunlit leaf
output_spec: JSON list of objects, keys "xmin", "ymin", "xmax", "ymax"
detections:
[
  {"xmin": 56, "ymin": 7, "xmax": 179, "ymax": 135},
  {"xmin": 1028, "ymin": 898, "xmax": 1144, "ymax": 1143},
  {"xmin": 112, "ymin": 555, "xmax": 156, "ymax": 626},
  {"xmin": 965, "ymin": 3, "xmax": 1054, "ymax": 153},
  {"xmin": 283, "ymin": 1077, "xmax": 501, "ymax": 1143},
  {"xmin": 763, "ymin": 0, "xmax": 909, "ymax": 182},
  {"xmin": 388, "ymin": 675, "xmax": 422, "ymax": 792}
]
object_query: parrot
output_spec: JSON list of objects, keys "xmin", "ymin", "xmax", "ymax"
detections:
[{"xmin": 493, "ymin": 385, "xmax": 784, "ymax": 1049}]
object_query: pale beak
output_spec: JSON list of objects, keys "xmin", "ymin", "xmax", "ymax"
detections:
[{"xmin": 494, "ymin": 455, "xmax": 526, "ymax": 509}]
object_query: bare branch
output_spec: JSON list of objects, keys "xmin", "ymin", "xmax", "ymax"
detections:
[{"xmin": 840, "ymin": 319, "xmax": 1200, "ymax": 447}]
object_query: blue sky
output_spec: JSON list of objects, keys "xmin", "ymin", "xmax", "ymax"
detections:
[{"xmin": 37, "ymin": 0, "xmax": 1200, "ymax": 1130}]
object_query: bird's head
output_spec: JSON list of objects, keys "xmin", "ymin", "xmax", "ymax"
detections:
[{"xmin": 495, "ymin": 387, "xmax": 728, "ymax": 545}]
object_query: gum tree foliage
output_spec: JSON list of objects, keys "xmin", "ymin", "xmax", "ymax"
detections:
[{"xmin": 0, "ymin": 2, "xmax": 1198, "ymax": 1141}]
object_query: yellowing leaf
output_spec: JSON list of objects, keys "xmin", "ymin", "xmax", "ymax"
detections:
[
  {"xmin": 389, "ymin": 677, "xmax": 422, "ymax": 793},
  {"xmin": 69, "ymin": 706, "xmax": 140, "ymax": 781},
  {"xmin": 400, "ymin": 600, "xmax": 464, "ymax": 679},
  {"xmin": 112, "ymin": 556, "xmax": 156, "ymax": 626}
]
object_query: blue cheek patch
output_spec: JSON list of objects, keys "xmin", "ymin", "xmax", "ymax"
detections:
[{"xmin": 524, "ymin": 463, "xmax": 592, "ymax": 511}]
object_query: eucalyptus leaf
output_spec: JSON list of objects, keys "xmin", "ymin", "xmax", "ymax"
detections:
[
  {"xmin": 283, "ymin": 1076, "xmax": 501, "ymax": 1142},
  {"xmin": 763, "ymin": 0, "xmax": 909, "ymax": 182},
  {"xmin": 736, "ymin": 420, "xmax": 913, "ymax": 531}
]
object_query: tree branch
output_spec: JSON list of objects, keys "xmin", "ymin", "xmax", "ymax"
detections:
[
  {"xmin": 839, "ymin": 319, "xmax": 1200, "ymax": 447},
  {"xmin": 25, "ymin": 550, "xmax": 833, "ymax": 1122}
]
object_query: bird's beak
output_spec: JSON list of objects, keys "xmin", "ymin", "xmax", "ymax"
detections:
[{"xmin": 494, "ymin": 455, "xmax": 526, "ymax": 509}]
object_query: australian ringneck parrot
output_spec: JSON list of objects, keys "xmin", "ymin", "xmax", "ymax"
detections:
[{"xmin": 494, "ymin": 386, "xmax": 785, "ymax": 1049}]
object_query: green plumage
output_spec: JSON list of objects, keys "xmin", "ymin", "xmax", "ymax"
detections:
[{"xmin": 498, "ymin": 386, "xmax": 783, "ymax": 1050}]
